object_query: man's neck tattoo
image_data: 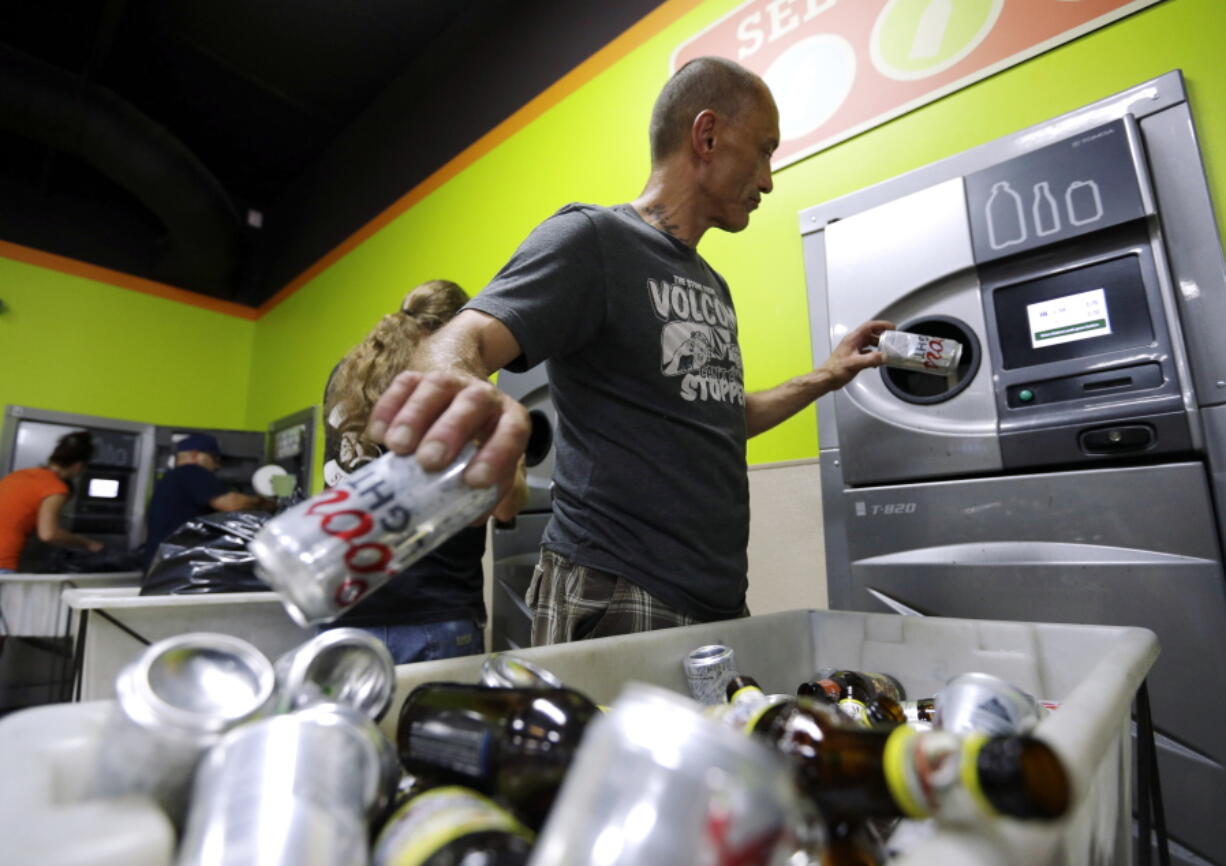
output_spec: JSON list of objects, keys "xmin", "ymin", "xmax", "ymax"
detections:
[{"xmin": 641, "ymin": 204, "xmax": 691, "ymax": 244}]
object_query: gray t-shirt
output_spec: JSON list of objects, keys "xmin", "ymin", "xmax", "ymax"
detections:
[{"xmin": 466, "ymin": 203, "xmax": 749, "ymax": 620}]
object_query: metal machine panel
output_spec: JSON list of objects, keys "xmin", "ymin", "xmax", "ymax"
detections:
[
  {"xmin": 0, "ymin": 405, "xmax": 155, "ymax": 553},
  {"xmin": 491, "ymin": 367, "xmax": 557, "ymax": 649},
  {"xmin": 1142, "ymin": 104, "xmax": 1226, "ymax": 407},
  {"xmin": 805, "ymin": 72, "xmax": 1226, "ymax": 864},
  {"xmin": 825, "ymin": 179, "xmax": 1002, "ymax": 485},
  {"xmin": 495, "ymin": 367, "xmax": 556, "ymax": 514},
  {"xmin": 265, "ymin": 406, "xmax": 317, "ymax": 496},
  {"xmin": 836, "ymin": 462, "xmax": 1226, "ymax": 864}
]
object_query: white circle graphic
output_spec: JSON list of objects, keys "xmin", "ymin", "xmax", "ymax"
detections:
[
  {"xmin": 870, "ymin": 0, "xmax": 1003, "ymax": 82},
  {"xmin": 763, "ymin": 34, "xmax": 857, "ymax": 143}
]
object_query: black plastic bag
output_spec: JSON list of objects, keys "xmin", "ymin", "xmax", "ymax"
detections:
[{"xmin": 140, "ymin": 510, "xmax": 272, "ymax": 595}]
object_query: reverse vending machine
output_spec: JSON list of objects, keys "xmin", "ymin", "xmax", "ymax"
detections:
[
  {"xmin": 803, "ymin": 72, "xmax": 1226, "ymax": 865},
  {"xmin": 491, "ymin": 366, "xmax": 558, "ymax": 650}
]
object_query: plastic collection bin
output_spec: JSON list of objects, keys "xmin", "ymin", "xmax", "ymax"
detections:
[
  {"xmin": 382, "ymin": 609, "xmax": 1159, "ymax": 866},
  {"xmin": 0, "ymin": 609, "xmax": 1157, "ymax": 866}
]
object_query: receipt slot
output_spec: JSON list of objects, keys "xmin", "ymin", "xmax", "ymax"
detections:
[{"xmin": 802, "ymin": 72, "xmax": 1226, "ymax": 865}]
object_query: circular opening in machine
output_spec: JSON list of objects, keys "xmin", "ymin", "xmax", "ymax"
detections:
[
  {"xmin": 524, "ymin": 409, "xmax": 553, "ymax": 468},
  {"xmin": 880, "ymin": 316, "xmax": 982, "ymax": 405}
]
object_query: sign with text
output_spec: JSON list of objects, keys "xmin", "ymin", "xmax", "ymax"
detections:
[{"xmin": 672, "ymin": 0, "xmax": 1163, "ymax": 169}]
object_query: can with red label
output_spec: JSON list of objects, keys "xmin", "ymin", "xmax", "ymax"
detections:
[
  {"xmin": 877, "ymin": 330, "xmax": 963, "ymax": 376},
  {"xmin": 250, "ymin": 442, "xmax": 497, "ymax": 626}
]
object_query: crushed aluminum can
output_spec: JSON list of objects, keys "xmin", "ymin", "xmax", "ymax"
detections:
[
  {"xmin": 935, "ymin": 672, "xmax": 1042, "ymax": 736},
  {"xmin": 683, "ymin": 643, "xmax": 739, "ymax": 706},
  {"xmin": 273, "ymin": 627, "xmax": 396, "ymax": 720},
  {"xmin": 481, "ymin": 652, "xmax": 564, "ymax": 689},
  {"xmin": 877, "ymin": 330, "xmax": 963, "ymax": 377},
  {"xmin": 250, "ymin": 442, "xmax": 498, "ymax": 627},
  {"xmin": 90, "ymin": 632, "xmax": 275, "ymax": 826}
]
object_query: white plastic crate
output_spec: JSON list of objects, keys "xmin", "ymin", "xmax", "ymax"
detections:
[
  {"xmin": 383, "ymin": 609, "xmax": 1159, "ymax": 866},
  {"xmin": 0, "ymin": 609, "xmax": 1157, "ymax": 866}
]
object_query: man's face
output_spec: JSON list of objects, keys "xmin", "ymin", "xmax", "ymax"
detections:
[{"xmin": 706, "ymin": 87, "xmax": 780, "ymax": 233}]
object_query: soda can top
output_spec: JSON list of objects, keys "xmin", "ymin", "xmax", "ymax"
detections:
[
  {"xmin": 116, "ymin": 632, "xmax": 275, "ymax": 736},
  {"xmin": 273, "ymin": 628, "xmax": 396, "ymax": 721},
  {"xmin": 683, "ymin": 644, "xmax": 734, "ymax": 670},
  {"xmin": 480, "ymin": 653, "xmax": 564, "ymax": 689}
]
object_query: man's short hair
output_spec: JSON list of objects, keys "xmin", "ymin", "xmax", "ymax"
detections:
[
  {"xmin": 649, "ymin": 56, "xmax": 768, "ymax": 163},
  {"xmin": 175, "ymin": 433, "xmax": 221, "ymax": 455}
]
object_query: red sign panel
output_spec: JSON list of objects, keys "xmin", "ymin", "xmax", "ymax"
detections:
[{"xmin": 672, "ymin": 0, "xmax": 1163, "ymax": 169}]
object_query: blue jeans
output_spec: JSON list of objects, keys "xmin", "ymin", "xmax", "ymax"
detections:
[{"xmin": 333, "ymin": 619, "xmax": 484, "ymax": 665}]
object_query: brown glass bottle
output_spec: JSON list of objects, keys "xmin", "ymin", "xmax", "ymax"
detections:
[
  {"xmin": 821, "ymin": 819, "xmax": 881, "ymax": 866},
  {"xmin": 372, "ymin": 783, "xmax": 534, "ymax": 866},
  {"xmin": 798, "ymin": 671, "xmax": 905, "ymax": 705},
  {"xmin": 900, "ymin": 697, "xmax": 936, "ymax": 724},
  {"xmin": 747, "ymin": 693, "xmax": 1070, "ymax": 823},
  {"xmin": 864, "ymin": 694, "xmax": 907, "ymax": 727},
  {"xmin": 396, "ymin": 683, "xmax": 600, "ymax": 830}
]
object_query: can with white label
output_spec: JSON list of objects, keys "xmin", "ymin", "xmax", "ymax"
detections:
[
  {"xmin": 250, "ymin": 442, "xmax": 498, "ymax": 626},
  {"xmin": 877, "ymin": 330, "xmax": 963, "ymax": 376}
]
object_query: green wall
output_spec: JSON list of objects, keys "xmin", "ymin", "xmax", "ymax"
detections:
[
  {"xmin": 0, "ymin": 256, "xmax": 254, "ymax": 429},
  {"xmin": 5, "ymin": 0, "xmax": 1222, "ymax": 466},
  {"xmin": 247, "ymin": 0, "xmax": 1226, "ymax": 467}
]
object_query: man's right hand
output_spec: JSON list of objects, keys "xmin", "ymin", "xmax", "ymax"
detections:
[{"xmin": 367, "ymin": 368, "xmax": 532, "ymax": 500}]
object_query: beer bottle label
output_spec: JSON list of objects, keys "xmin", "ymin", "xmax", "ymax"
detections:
[
  {"xmin": 837, "ymin": 698, "xmax": 871, "ymax": 727},
  {"xmin": 882, "ymin": 727, "xmax": 997, "ymax": 822},
  {"xmin": 372, "ymin": 786, "xmax": 533, "ymax": 866},
  {"xmin": 406, "ymin": 714, "xmax": 494, "ymax": 780}
]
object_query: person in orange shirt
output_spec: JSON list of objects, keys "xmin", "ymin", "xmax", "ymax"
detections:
[{"xmin": 0, "ymin": 431, "xmax": 104, "ymax": 573}]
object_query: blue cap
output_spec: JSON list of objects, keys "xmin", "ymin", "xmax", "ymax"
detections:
[{"xmin": 175, "ymin": 433, "xmax": 221, "ymax": 455}]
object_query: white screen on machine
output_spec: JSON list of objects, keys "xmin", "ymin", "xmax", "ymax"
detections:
[
  {"xmin": 87, "ymin": 478, "xmax": 120, "ymax": 499},
  {"xmin": 1026, "ymin": 287, "xmax": 1113, "ymax": 349}
]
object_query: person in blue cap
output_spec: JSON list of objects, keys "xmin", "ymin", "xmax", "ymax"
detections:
[{"xmin": 142, "ymin": 432, "xmax": 272, "ymax": 571}]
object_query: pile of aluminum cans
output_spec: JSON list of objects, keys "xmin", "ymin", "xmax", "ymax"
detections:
[
  {"xmin": 90, "ymin": 629, "xmax": 401, "ymax": 866},
  {"xmin": 83, "ymin": 632, "xmax": 1054, "ymax": 866}
]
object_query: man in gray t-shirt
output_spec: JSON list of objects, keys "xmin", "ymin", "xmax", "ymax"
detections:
[{"xmin": 368, "ymin": 56, "xmax": 891, "ymax": 644}]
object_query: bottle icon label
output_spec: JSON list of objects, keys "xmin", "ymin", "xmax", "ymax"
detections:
[
  {"xmin": 1032, "ymin": 181, "xmax": 1061, "ymax": 236},
  {"xmin": 985, "ymin": 181, "xmax": 1027, "ymax": 250}
]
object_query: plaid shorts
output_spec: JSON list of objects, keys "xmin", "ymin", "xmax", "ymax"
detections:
[{"xmin": 527, "ymin": 548, "xmax": 742, "ymax": 646}]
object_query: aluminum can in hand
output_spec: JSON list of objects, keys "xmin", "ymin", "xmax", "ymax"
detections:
[
  {"xmin": 251, "ymin": 442, "xmax": 498, "ymax": 626},
  {"xmin": 877, "ymin": 330, "xmax": 963, "ymax": 376}
]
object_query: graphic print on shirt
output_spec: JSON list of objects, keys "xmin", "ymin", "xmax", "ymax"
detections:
[{"xmin": 649, "ymin": 275, "xmax": 744, "ymax": 405}]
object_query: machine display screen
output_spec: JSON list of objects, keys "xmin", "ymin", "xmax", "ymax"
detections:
[
  {"xmin": 1026, "ymin": 288, "xmax": 1113, "ymax": 349},
  {"xmin": 87, "ymin": 477, "xmax": 121, "ymax": 499},
  {"xmin": 993, "ymin": 255, "xmax": 1154, "ymax": 370}
]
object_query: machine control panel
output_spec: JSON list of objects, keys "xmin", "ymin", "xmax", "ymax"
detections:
[{"xmin": 1005, "ymin": 362, "xmax": 1164, "ymax": 408}]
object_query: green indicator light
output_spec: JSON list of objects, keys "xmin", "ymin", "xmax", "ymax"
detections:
[{"xmin": 1018, "ymin": 389, "xmax": 1035, "ymax": 403}]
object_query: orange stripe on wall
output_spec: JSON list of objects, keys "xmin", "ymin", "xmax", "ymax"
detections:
[
  {"xmin": 0, "ymin": 239, "xmax": 259, "ymax": 320},
  {"xmin": 0, "ymin": 0, "xmax": 705, "ymax": 322},
  {"xmin": 257, "ymin": 0, "xmax": 709, "ymax": 317}
]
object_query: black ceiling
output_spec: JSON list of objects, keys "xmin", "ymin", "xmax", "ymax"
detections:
[{"xmin": 0, "ymin": 0, "xmax": 666, "ymax": 307}]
